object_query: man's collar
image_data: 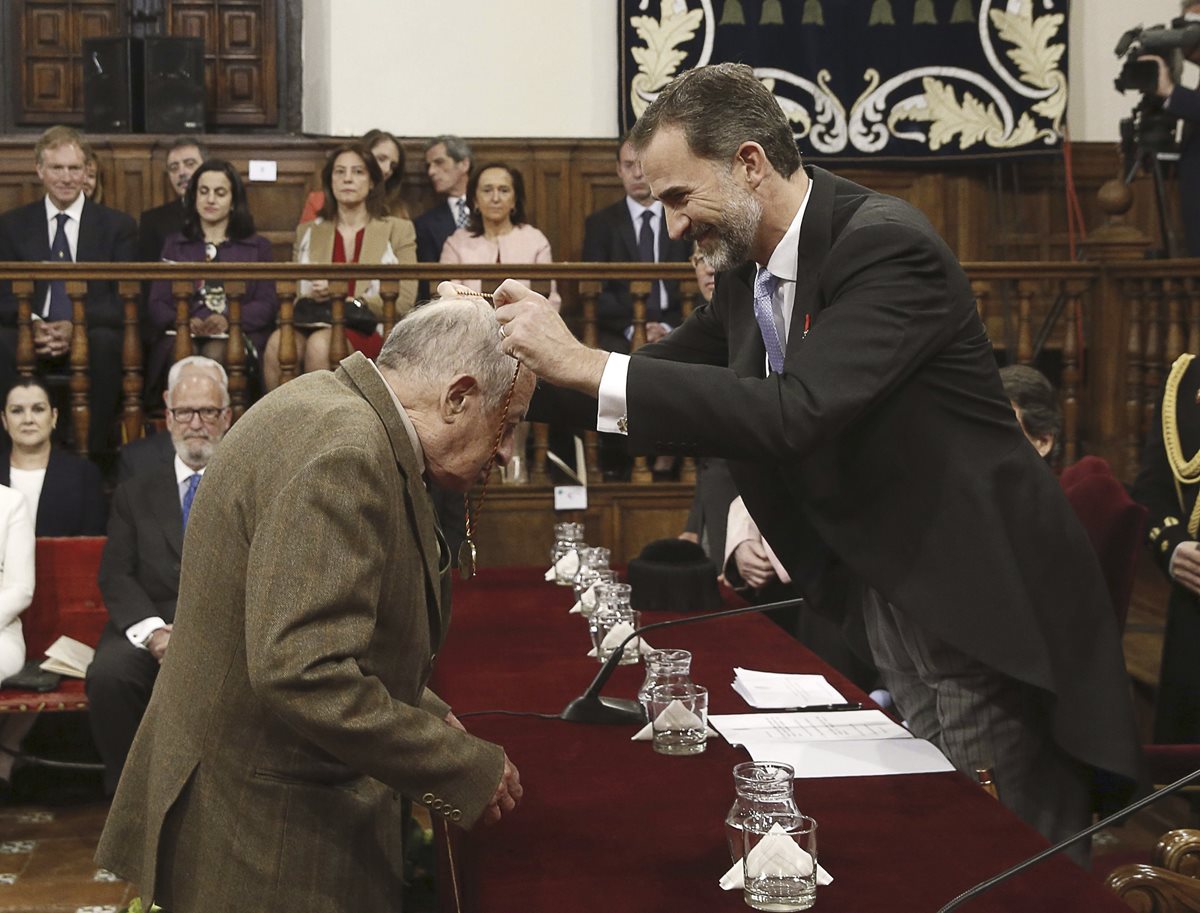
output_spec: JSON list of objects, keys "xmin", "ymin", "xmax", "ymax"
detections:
[
  {"xmin": 368, "ymin": 360, "xmax": 426, "ymax": 475},
  {"xmin": 173, "ymin": 453, "xmax": 205, "ymax": 484},
  {"xmin": 625, "ymin": 197, "xmax": 662, "ymax": 221},
  {"xmin": 762, "ymin": 179, "xmax": 814, "ymax": 283},
  {"xmin": 44, "ymin": 193, "xmax": 85, "ymax": 222}
]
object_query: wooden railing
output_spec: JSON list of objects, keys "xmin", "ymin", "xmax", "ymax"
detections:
[{"xmin": 3, "ymin": 258, "xmax": 1200, "ymax": 483}]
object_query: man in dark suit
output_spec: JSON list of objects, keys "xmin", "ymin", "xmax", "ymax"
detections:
[
  {"xmin": 86, "ymin": 365, "xmax": 230, "ymax": 794},
  {"xmin": 582, "ymin": 137, "xmax": 693, "ymax": 354},
  {"xmin": 495, "ymin": 63, "xmax": 1142, "ymax": 862},
  {"xmin": 136, "ymin": 137, "xmax": 206, "ymax": 266},
  {"xmin": 0, "ymin": 126, "xmax": 138, "ymax": 457},
  {"xmin": 414, "ymin": 135, "xmax": 473, "ymax": 269}
]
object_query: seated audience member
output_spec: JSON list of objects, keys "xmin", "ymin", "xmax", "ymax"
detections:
[
  {"xmin": 0, "ymin": 126, "xmax": 138, "ymax": 457},
  {"xmin": 116, "ymin": 357, "xmax": 227, "ymax": 482},
  {"xmin": 999, "ymin": 364, "xmax": 1062, "ymax": 463},
  {"xmin": 138, "ymin": 138, "xmax": 207, "ymax": 267},
  {"xmin": 0, "ymin": 482, "xmax": 34, "ymax": 790},
  {"xmin": 262, "ymin": 144, "xmax": 417, "ymax": 390},
  {"xmin": 582, "ymin": 136, "xmax": 693, "ymax": 354},
  {"xmin": 81, "ymin": 145, "xmax": 103, "ymax": 204},
  {"xmin": 0, "ymin": 378, "xmax": 106, "ymax": 536},
  {"xmin": 1134, "ymin": 352, "xmax": 1200, "ymax": 743},
  {"xmin": 146, "ymin": 159, "xmax": 277, "ymax": 400},
  {"xmin": 300, "ymin": 129, "xmax": 410, "ymax": 224},
  {"xmin": 440, "ymin": 162, "xmax": 561, "ymax": 309},
  {"xmin": 414, "ymin": 135, "xmax": 473, "ymax": 302},
  {"xmin": 87, "ymin": 366, "xmax": 231, "ymax": 793}
]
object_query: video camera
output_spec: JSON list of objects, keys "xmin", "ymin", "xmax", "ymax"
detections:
[{"xmin": 1114, "ymin": 18, "xmax": 1200, "ymax": 94}]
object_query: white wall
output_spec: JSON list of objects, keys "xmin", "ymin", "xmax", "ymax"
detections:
[{"xmin": 301, "ymin": 0, "xmax": 1186, "ymax": 144}]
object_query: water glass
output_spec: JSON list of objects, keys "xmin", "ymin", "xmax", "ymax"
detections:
[
  {"xmin": 648, "ymin": 683, "xmax": 708, "ymax": 756},
  {"xmin": 742, "ymin": 814, "xmax": 818, "ymax": 912},
  {"xmin": 590, "ymin": 605, "xmax": 641, "ymax": 665},
  {"xmin": 574, "ymin": 568, "xmax": 617, "ymax": 618}
]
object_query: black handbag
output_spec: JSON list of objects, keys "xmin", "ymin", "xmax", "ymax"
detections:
[{"xmin": 293, "ymin": 296, "xmax": 378, "ymax": 335}]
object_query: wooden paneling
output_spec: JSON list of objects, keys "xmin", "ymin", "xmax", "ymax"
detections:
[{"xmin": 16, "ymin": 0, "xmax": 119, "ymax": 124}]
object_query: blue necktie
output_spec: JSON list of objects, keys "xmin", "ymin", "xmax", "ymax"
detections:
[
  {"xmin": 637, "ymin": 210, "xmax": 662, "ymax": 322},
  {"xmin": 753, "ymin": 269, "xmax": 785, "ymax": 374},
  {"xmin": 181, "ymin": 473, "xmax": 202, "ymax": 533},
  {"xmin": 48, "ymin": 212, "xmax": 72, "ymax": 322}
]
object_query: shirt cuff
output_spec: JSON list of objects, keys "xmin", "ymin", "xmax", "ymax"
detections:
[
  {"xmin": 597, "ymin": 352, "xmax": 630, "ymax": 434},
  {"xmin": 125, "ymin": 616, "xmax": 168, "ymax": 649}
]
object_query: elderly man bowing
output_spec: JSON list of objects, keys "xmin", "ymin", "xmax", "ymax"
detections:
[{"xmin": 97, "ymin": 296, "xmax": 529, "ymax": 912}]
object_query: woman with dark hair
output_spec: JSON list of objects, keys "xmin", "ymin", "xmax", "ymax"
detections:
[
  {"xmin": 146, "ymin": 159, "xmax": 278, "ymax": 398},
  {"xmin": 298, "ymin": 129, "xmax": 410, "ymax": 224},
  {"xmin": 999, "ymin": 364, "xmax": 1063, "ymax": 463},
  {"xmin": 0, "ymin": 377, "xmax": 106, "ymax": 536},
  {"xmin": 440, "ymin": 161, "xmax": 561, "ymax": 308},
  {"xmin": 263, "ymin": 143, "xmax": 416, "ymax": 389}
]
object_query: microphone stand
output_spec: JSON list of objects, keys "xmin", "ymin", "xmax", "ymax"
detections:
[
  {"xmin": 937, "ymin": 766, "xmax": 1200, "ymax": 912},
  {"xmin": 559, "ymin": 596, "xmax": 808, "ymax": 725}
]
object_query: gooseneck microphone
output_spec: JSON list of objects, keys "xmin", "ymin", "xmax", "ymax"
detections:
[
  {"xmin": 559, "ymin": 596, "xmax": 809, "ymax": 725},
  {"xmin": 936, "ymin": 765, "xmax": 1200, "ymax": 912}
]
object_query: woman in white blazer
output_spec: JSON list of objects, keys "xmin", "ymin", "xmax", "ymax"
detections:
[{"xmin": 0, "ymin": 482, "xmax": 35, "ymax": 789}]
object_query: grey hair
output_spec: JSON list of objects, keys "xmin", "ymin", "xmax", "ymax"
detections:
[
  {"xmin": 377, "ymin": 299, "xmax": 516, "ymax": 412},
  {"xmin": 628, "ymin": 63, "xmax": 801, "ymax": 179},
  {"xmin": 424, "ymin": 135, "xmax": 472, "ymax": 164},
  {"xmin": 167, "ymin": 136, "xmax": 208, "ymax": 160},
  {"xmin": 167, "ymin": 356, "xmax": 230, "ymax": 406}
]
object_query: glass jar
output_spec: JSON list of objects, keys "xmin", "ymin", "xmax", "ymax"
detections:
[
  {"xmin": 724, "ymin": 761, "xmax": 800, "ymax": 862},
  {"xmin": 572, "ymin": 546, "xmax": 611, "ymax": 587},
  {"xmin": 637, "ymin": 649, "xmax": 693, "ymax": 718},
  {"xmin": 549, "ymin": 523, "xmax": 586, "ymax": 586},
  {"xmin": 574, "ymin": 568, "xmax": 617, "ymax": 619},
  {"xmin": 589, "ymin": 605, "xmax": 641, "ymax": 665}
]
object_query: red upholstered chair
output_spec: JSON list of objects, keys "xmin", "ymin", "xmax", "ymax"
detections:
[{"xmin": 1059, "ymin": 455, "xmax": 1147, "ymax": 633}]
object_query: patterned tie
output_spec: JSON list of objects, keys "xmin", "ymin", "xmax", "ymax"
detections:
[
  {"xmin": 181, "ymin": 472, "xmax": 202, "ymax": 534},
  {"xmin": 753, "ymin": 268, "xmax": 786, "ymax": 375},
  {"xmin": 455, "ymin": 198, "xmax": 470, "ymax": 229},
  {"xmin": 48, "ymin": 212, "xmax": 72, "ymax": 321},
  {"xmin": 638, "ymin": 210, "xmax": 662, "ymax": 322}
]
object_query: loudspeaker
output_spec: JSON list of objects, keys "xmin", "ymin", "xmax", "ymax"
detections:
[
  {"xmin": 143, "ymin": 37, "xmax": 205, "ymax": 133},
  {"xmin": 83, "ymin": 37, "xmax": 143, "ymax": 132},
  {"xmin": 82, "ymin": 36, "xmax": 205, "ymax": 134}
]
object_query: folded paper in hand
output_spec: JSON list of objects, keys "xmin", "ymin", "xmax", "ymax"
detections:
[
  {"xmin": 39, "ymin": 635, "xmax": 95, "ymax": 679},
  {"xmin": 544, "ymin": 549, "xmax": 581, "ymax": 582},
  {"xmin": 585, "ymin": 625, "xmax": 652, "ymax": 658},
  {"xmin": 719, "ymin": 823, "xmax": 834, "ymax": 891}
]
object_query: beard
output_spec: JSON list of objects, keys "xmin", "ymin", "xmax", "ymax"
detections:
[
  {"xmin": 688, "ymin": 169, "xmax": 763, "ymax": 272},
  {"xmin": 173, "ymin": 433, "xmax": 217, "ymax": 467}
]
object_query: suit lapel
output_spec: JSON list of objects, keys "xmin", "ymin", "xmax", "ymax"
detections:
[
  {"xmin": 785, "ymin": 166, "xmax": 835, "ymax": 363},
  {"xmin": 614, "ymin": 204, "xmax": 639, "ymax": 261},
  {"xmin": 336, "ymin": 353, "xmax": 444, "ymax": 639},
  {"xmin": 75, "ymin": 199, "xmax": 96, "ymax": 263},
  {"xmin": 20, "ymin": 201, "xmax": 51, "ymax": 261},
  {"xmin": 149, "ymin": 465, "xmax": 185, "ymax": 559},
  {"xmin": 725, "ymin": 264, "xmax": 767, "ymax": 378}
]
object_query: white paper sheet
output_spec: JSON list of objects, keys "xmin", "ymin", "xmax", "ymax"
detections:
[
  {"xmin": 732, "ymin": 668, "xmax": 846, "ymax": 709},
  {"xmin": 711, "ymin": 709, "xmax": 912, "ymax": 745},
  {"xmin": 739, "ymin": 737, "xmax": 955, "ymax": 778}
]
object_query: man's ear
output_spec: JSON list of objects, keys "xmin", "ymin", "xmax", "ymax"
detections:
[
  {"xmin": 443, "ymin": 374, "xmax": 479, "ymax": 419},
  {"xmin": 734, "ymin": 141, "xmax": 770, "ymax": 188}
]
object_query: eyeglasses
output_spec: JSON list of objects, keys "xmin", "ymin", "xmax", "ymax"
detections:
[{"xmin": 168, "ymin": 406, "xmax": 227, "ymax": 423}]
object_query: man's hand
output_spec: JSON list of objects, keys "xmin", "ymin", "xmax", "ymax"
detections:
[
  {"xmin": 443, "ymin": 710, "xmax": 467, "ymax": 732},
  {"xmin": 492, "ymin": 279, "xmax": 608, "ymax": 394},
  {"xmin": 1140, "ymin": 54, "xmax": 1175, "ymax": 98},
  {"xmin": 733, "ymin": 539, "xmax": 777, "ymax": 590},
  {"xmin": 34, "ymin": 320, "xmax": 71, "ymax": 358},
  {"xmin": 481, "ymin": 753, "xmax": 523, "ymax": 826},
  {"xmin": 646, "ymin": 321, "xmax": 671, "ymax": 344},
  {"xmin": 146, "ymin": 624, "xmax": 173, "ymax": 663},
  {"xmin": 678, "ymin": 531, "xmax": 700, "ymax": 545},
  {"xmin": 1170, "ymin": 541, "xmax": 1200, "ymax": 596}
]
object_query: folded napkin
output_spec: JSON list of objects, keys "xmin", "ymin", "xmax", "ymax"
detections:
[
  {"xmin": 569, "ymin": 582, "xmax": 601, "ymax": 615},
  {"xmin": 586, "ymin": 623, "xmax": 653, "ymax": 658},
  {"xmin": 632, "ymin": 715, "xmax": 719, "ymax": 741},
  {"xmin": 545, "ymin": 550, "xmax": 581, "ymax": 583},
  {"xmin": 719, "ymin": 823, "xmax": 833, "ymax": 891}
]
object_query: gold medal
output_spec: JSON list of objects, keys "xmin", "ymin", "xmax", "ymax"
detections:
[{"xmin": 458, "ymin": 539, "xmax": 477, "ymax": 579}]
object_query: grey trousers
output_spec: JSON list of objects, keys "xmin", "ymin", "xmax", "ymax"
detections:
[{"xmin": 862, "ymin": 590, "xmax": 1093, "ymax": 866}]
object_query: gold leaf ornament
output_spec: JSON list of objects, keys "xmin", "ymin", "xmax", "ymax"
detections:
[
  {"xmin": 988, "ymin": 2, "xmax": 1067, "ymax": 128},
  {"xmin": 629, "ymin": 4, "xmax": 705, "ymax": 118},
  {"xmin": 899, "ymin": 76, "xmax": 1039, "ymax": 151}
]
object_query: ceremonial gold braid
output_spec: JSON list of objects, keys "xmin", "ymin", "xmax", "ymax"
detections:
[{"xmin": 1161, "ymin": 353, "xmax": 1200, "ymax": 536}]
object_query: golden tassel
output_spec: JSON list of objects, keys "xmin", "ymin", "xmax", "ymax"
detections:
[
  {"xmin": 802, "ymin": 0, "xmax": 824, "ymax": 25},
  {"xmin": 868, "ymin": 0, "xmax": 895, "ymax": 26},
  {"xmin": 914, "ymin": 0, "xmax": 937, "ymax": 25},
  {"xmin": 760, "ymin": 0, "xmax": 784, "ymax": 25},
  {"xmin": 951, "ymin": 0, "xmax": 974, "ymax": 24},
  {"xmin": 719, "ymin": 0, "xmax": 746, "ymax": 25}
]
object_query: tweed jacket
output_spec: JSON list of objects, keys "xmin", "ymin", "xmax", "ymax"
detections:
[{"xmin": 294, "ymin": 216, "xmax": 417, "ymax": 319}]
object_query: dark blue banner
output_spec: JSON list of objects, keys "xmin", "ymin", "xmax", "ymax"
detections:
[{"xmin": 619, "ymin": 0, "xmax": 1068, "ymax": 161}]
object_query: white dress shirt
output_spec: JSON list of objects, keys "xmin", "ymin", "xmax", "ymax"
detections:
[
  {"xmin": 41, "ymin": 193, "xmax": 85, "ymax": 317},
  {"xmin": 625, "ymin": 197, "xmax": 669, "ymax": 321},
  {"xmin": 598, "ymin": 180, "xmax": 814, "ymax": 434}
]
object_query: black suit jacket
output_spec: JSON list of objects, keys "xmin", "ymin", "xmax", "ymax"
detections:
[
  {"xmin": 621, "ymin": 166, "xmax": 1141, "ymax": 785},
  {"xmin": 0, "ymin": 447, "xmax": 106, "ymax": 536},
  {"xmin": 116, "ymin": 432, "xmax": 176, "ymax": 483},
  {"xmin": 137, "ymin": 199, "xmax": 186, "ymax": 263},
  {"xmin": 414, "ymin": 201, "xmax": 457, "ymax": 301},
  {"xmin": 0, "ymin": 197, "xmax": 138, "ymax": 330},
  {"xmin": 98, "ymin": 461, "xmax": 183, "ymax": 633},
  {"xmin": 581, "ymin": 198, "xmax": 692, "ymax": 351}
]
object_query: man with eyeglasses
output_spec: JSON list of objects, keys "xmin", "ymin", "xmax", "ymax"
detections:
[
  {"xmin": 0, "ymin": 125, "xmax": 137, "ymax": 457},
  {"xmin": 87, "ymin": 359, "xmax": 231, "ymax": 795}
]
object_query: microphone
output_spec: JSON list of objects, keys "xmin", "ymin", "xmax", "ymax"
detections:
[
  {"xmin": 936, "ymin": 765, "xmax": 1200, "ymax": 912},
  {"xmin": 559, "ymin": 595, "xmax": 808, "ymax": 725}
]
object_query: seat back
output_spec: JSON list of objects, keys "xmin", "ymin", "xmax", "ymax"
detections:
[
  {"xmin": 1059, "ymin": 456, "xmax": 1147, "ymax": 633},
  {"xmin": 23, "ymin": 537, "xmax": 108, "ymax": 659}
]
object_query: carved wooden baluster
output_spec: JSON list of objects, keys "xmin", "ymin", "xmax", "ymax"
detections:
[
  {"xmin": 225, "ymin": 282, "xmax": 247, "ymax": 420},
  {"xmin": 173, "ymin": 283, "xmax": 194, "ymax": 364},
  {"xmin": 580, "ymin": 280, "xmax": 601, "ymax": 483},
  {"xmin": 381, "ymin": 291, "xmax": 399, "ymax": 339},
  {"xmin": 14, "ymin": 283, "xmax": 35, "ymax": 378},
  {"xmin": 67, "ymin": 283, "xmax": 90, "ymax": 458},
  {"xmin": 278, "ymin": 294, "xmax": 297, "ymax": 385},
  {"xmin": 1124, "ymin": 278, "xmax": 1144, "ymax": 477},
  {"xmin": 629, "ymin": 279, "xmax": 653, "ymax": 483},
  {"xmin": 530, "ymin": 423, "xmax": 550, "ymax": 485},
  {"xmin": 329, "ymin": 293, "xmax": 348, "ymax": 366},
  {"xmin": 1060, "ymin": 283, "xmax": 1080, "ymax": 466},
  {"xmin": 1187, "ymin": 278, "xmax": 1200, "ymax": 356},
  {"xmin": 120, "ymin": 285, "xmax": 144, "ymax": 444},
  {"xmin": 1143, "ymin": 277, "xmax": 1165, "ymax": 443},
  {"xmin": 1165, "ymin": 278, "xmax": 1185, "ymax": 366},
  {"xmin": 1016, "ymin": 282, "xmax": 1034, "ymax": 364}
]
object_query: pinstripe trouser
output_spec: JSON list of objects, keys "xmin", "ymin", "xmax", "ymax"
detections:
[{"xmin": 862, "ymin": 590, "xmax": 1093, "ymax": 866}]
